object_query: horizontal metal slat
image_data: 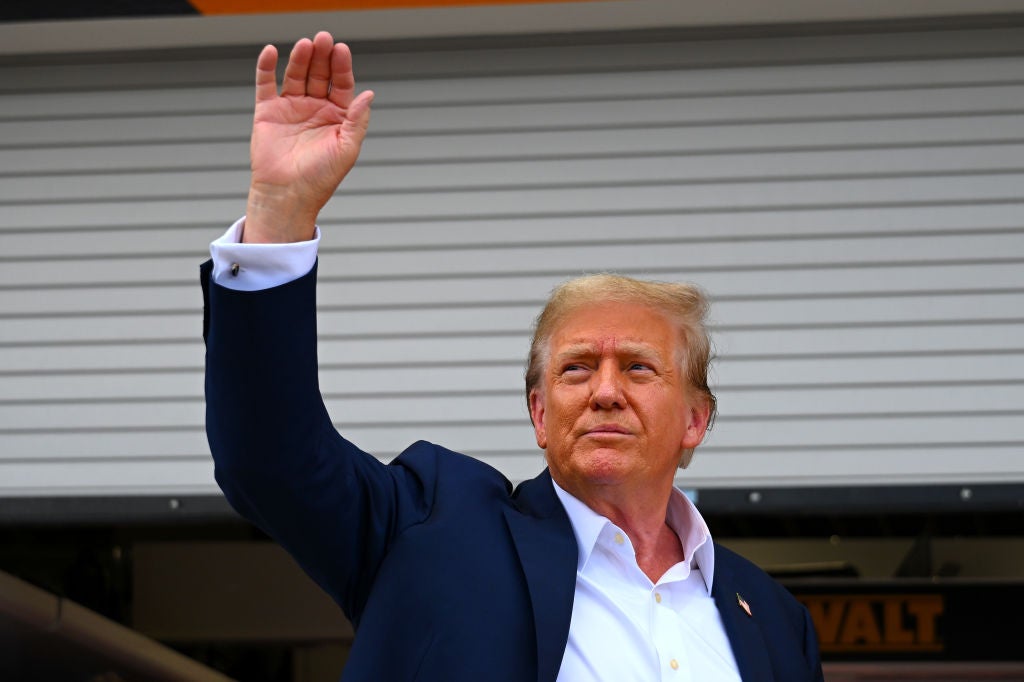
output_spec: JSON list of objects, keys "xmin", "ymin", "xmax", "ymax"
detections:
[
  {"xmin": 3, "ymin": 293, "xmax": 1023, "ymax": 371},
  {"xmin": 5, "ymin": 203, "xmax": 1024, "ymax": 258},
  {"xmin": 6, "ymin": 56, "xmax": 1024, "ymax": 120},
  {"xmin": 4, "ymin": 311, "xmax": 1024, "ymax": 357},
  {"xmin": 0, "ymin": 430, "xmax": 210, "ymax": 460},
  {"xmin": 20, "ymin": 173, "xmax": 1022, "ymax": 233},
  {"xmin": 6, "ymin": 143, "xmax": 1024, "ymax": 204},
  {"xmin": 0, "ymin": 372, "xmax": 204, "ymax": 402},
  {"xmin": 1, "ymin": 442, "xmax": 1019, "ymax": 496},
  {"xmin": 0, "ymin": 284, "xmax": 199, "ymax": 317},
  {"xmin": 0, "ymin": 458, "xmax": 220, "ymax": 497},
  {"xmin": 6, "ymin": 84, "xmax": 1024, "ymax": 147},
  {"xmin": 0, "ymin": 141, "xmax": 250, "ymax": 175},
  {"xmin": 712, "ymin": 353, "xmax": 1024, "ymax": 386},
  {"xmin": 6, "ymin": 382, "xmax": 1024, "ymax": 431},
  {"xmin": 681, "ymin": 445, "xmax": 1024, "ymax": 488},
  {"xmin": 4, "ymin": 197, "xmax": 1023, "ymax": 277}
]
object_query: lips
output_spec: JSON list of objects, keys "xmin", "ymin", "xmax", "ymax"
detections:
[{"xmin": 584, "ymin": 424, "xmax": 632, "ymax": 436}]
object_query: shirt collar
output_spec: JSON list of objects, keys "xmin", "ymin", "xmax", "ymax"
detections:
[{"xmin": 552, "ymin": 478, "xmax": 716, "ymax": 595}]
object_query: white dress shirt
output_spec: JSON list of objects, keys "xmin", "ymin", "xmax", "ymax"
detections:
[
  {"xmin": 553, "ymin": 481, "xmax": 741, "ymax": 682},
  {"xmin": 209, "ymin": 220, "xmax": 742, "ymax": 680},
  {"xmin": 209, "ymin": 218, "xmax": 319, "ymax": 290}
]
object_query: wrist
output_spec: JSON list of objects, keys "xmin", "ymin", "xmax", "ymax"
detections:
[{"xmin": 244, "ymin": 185, "xmax": 319, "ymax": 243}]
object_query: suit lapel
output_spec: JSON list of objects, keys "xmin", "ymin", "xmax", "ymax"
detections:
[
  {"xmin": 507, "ymin": 473, "xmax": 774, "ymax": 682},
  {"xmin": 712, "ymin": 549, "xmax": 775, "ymax": 682},
  {"xmin": 503, "ymin": 470, "xmax": 578, "ymax": 682}
]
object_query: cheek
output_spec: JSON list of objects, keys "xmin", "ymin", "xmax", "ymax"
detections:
[
  {"xmin": 541, "ymin": 393, "xmax": 582, "ymax": 438},
  {"xmin": 634, "ymin": 391, "xmax": 684, "ymax": 428}
]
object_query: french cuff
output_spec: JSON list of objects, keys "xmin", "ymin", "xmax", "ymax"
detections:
[{"xmin": 209, "ymin": 217, "xmax": 320, "ymax": 291}]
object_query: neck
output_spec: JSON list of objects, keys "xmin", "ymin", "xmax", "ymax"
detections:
[{"xmin": 570, "ymin": 483, "xmax": 686, "ymax": 583}]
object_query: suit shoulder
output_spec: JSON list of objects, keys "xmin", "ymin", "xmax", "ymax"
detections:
[
  {"xmin": 391, "ymin": 440, "xmax": 514, "ymax": 493},
  {"xmin": 714, "ymin": 542, "xmax": 766, "ymax": 574},
  {"xmin": 714, "ymin": 542, "xmax": 808, "ymax": 618}
]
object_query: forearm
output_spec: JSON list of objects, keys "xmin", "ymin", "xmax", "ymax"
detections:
[
  {"xmin": 203, "ymin": 264, "xmax": 328, "ymax": 488},
  {"xmin": 202, "ymin": 262, "xmax": 431, "ymax": 619},
  {"xmin": 203, "ymin": 263, "xmax": 360, "ymax": 609}
]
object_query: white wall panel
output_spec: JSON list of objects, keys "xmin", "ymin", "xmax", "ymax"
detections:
[
  {"xmin": 1, "ymin": 25, "xmax": 1022, "ymax": 502},
  {"xmin": 6, "ymin": 204, "xmax": 1024, "ymax": 260},
  {"xmin": 8, "ymin": 56, "xmax": 1024, "ymax": 120},
  {"xmin": 346, "ymin": 116, "xmax": 1024, "ymax": 161},
  {"xmin": 715, "ymin": 353, "xmax": 1024, "ymax": 384},
  {"xmin": 1, "ymin": 459, "xmax": 219, "ymax": 497},
  {"xmin": 0, "ymin": 141, "xmax": 250, "ymax": 174},
  {"xmin": 0, "ymin": 372, "xmax": 203, "ymax": 401},
  {"xmin": 6, "ymin": 383, "xmax": 1024, "ymax": 433},
  {"xmin": 5, "ymin": 173, "xmax": 1023, "ymax": 231},
  {"xmin": 8, "ymin": 143, "xmax": 1024, "ymax": 204},
  {"xmin": 1, "ymin": 432, "xmax": 210, "ymax": 461},
  {"xmin": 0, "ymin": 288, "xmax": 196, "ymax": 316},
  {"xmin": 6, "ymin": 229, "xmax": 1024, "ymax": 288}
]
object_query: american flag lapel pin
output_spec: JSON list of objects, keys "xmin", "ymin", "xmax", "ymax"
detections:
[{"xmin": 736, "ymin": 593, "xmax": 752, "ymax": 617}]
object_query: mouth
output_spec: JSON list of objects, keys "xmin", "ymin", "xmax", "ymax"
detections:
[{"xmin": 584, "ymin": 424, "xmax": 632, "ymax": 436}]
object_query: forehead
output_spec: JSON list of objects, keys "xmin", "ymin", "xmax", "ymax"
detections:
[{"xmin": 548, "ymin": 301, "xmax": 681, "ymax": 355}]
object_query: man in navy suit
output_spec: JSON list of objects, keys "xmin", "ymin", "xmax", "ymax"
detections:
[{"xmin": 204, "ymin": 31, "xmax": 823, "ymax": 681}]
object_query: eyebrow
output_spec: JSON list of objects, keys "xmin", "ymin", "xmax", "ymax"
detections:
[
  {"xmin": 616, "ymin": 342, "xmax": 662, "ymax": 360},
  {"xmin": 553, "ymin": 341, "xmax": 663, "ymax": 363}
]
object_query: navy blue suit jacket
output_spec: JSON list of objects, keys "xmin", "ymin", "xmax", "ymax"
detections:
[{"xmin": 202, "ymin": 261, "xmax": 823, "ymax": 682}]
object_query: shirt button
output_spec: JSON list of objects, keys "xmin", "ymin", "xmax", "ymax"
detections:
[
  {"xmin": 670, "ymin": 659, "xmax": 679, "ymax": 670},
  {"xmin": 655, "ymin": 592, "xmax": 662, "ymax": 603},
  {"xmin": 613, "ymin": 532, "xmax": 625, "ymax": 545}
]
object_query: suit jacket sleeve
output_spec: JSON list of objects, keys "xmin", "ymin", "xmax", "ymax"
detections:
[
  {"xmin": 201, "ymin": 260, "xmax": 432, "ymax": 625},
  {"xmin": 804, "ymin": 605, "xmax": 825, "ymax": 682}
]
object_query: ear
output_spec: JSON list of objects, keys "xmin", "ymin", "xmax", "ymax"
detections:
[
  {"xmin": 528, "ymin": 389, "xmax": 547, "ymax": 449},
  {"xmin": 680, "ymin": 397, "xmax": 711, "ymax": 451}
]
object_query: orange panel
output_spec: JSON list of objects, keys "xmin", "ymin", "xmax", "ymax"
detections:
[{"xmin": 189, "ymin": 0, "xmax": 596, "ymax": 15}]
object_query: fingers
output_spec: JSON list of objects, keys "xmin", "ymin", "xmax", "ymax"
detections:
[
  {"xmin": 305, "ymin": 31, "xmax": 334, "ymax": 99},
  {"xmin": 254, "ymin": 44, "xmax": 279, "ymax": 104},
  {"xmin": 280, "ymin": 37, "xmax": 314, "ymax": 97},
  {"xmin": 327, "ymin": 42, "xmax": 357, "ymax": 108},
  {"xmin": 266, "ymin": 32, "xmax": 363, "ymax": 105}
]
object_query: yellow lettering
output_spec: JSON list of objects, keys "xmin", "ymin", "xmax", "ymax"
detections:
[
  {"xmin": 883, "ymin": 598, "xmax": 915, "ymax": 644},
  {"xmin": 802, "ymin": 598, "xmax": 845, "ymax": 644},
  {"xmin": 906, "ymin": 596, "xmax": 944, "ymax": 644},
  {"xmin": 798, "ymin": 593, "xmax": 943, "ymax": 653},
  {"xmin": 839, "ymin": 601, "xmax": 881, "ymax": 645}
]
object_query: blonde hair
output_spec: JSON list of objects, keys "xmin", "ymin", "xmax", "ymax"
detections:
[{"xmin": 525, "ymin": 273, "xmax": 716, "ymax": 468}]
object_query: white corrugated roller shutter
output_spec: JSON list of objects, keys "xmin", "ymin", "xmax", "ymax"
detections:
[{"xmin": 1, "ymin": 25, "xmax": 1022, "ymax": 498}]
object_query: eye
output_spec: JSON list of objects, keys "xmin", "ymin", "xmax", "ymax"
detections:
[
  {"xmin": 558, "ymin": 363, "xmax": 591, "ymax": 382},
  {"xmin": 627, "ymin": 361, "xmax": 659, "ymax": 377}
]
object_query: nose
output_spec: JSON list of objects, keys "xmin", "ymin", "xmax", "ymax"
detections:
[{"xmin": 590, "ymin": 362, "xmax": 625, "ymax": 410}]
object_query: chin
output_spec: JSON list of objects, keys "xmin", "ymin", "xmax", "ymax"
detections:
[{"xmin": 572, "ymin": 450, "xmax": 635, "ymax": 485}]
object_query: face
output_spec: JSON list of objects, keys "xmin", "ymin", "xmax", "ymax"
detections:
[{"xmin": 529, "ymin": 301, "xmax": 710, "ymax": 501}]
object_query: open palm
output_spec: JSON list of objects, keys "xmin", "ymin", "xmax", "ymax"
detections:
[{"xmin": 246, "ymin": 32, "xmax": 374, "ymax": 243}]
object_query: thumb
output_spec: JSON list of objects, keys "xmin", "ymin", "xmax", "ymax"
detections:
[{"xmin": 344, "ymin": 90, "xmax": 375, "ymax": 141}]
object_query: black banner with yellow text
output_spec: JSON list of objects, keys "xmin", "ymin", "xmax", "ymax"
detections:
[{"xmin": 787, "ymin": 582, "xmax": 1024, "ymax": 661}]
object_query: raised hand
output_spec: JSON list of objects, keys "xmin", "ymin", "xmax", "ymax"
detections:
[{"xmin": 244, "ymin": 31, "xmax": 374, "ymax": 243}]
